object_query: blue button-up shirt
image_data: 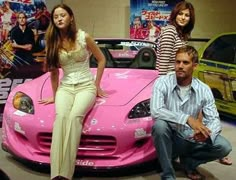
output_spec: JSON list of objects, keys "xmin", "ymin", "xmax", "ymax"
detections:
[{"xmin": 150, "ymin": 73, "xmax": 222, "ymax": 143}]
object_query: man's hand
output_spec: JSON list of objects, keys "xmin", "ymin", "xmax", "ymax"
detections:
[
  {"xmin": 23, "ymin": 44, "xmax": 32, "ymax": 51},
  {"xmin": 193, "ymin": 132, "xmax": 209, "ymax": 142},
  {"xmin": 11, "ymin": 41, "xmax": 32, "ymax": 51},
  {"xmin": 11, "ymin": 40, "xmax": 17, "ymax": 48},
  {"xmin": 187, "ymin": 116, "xmax": 211, "ymax": 141},
  {"xmin": 191, "ymin": 111, "xmax": 209, "ymax": 142}
]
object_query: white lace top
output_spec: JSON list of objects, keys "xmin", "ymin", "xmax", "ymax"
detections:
[{"xmin": 59, "ymin": 29, "xmax": 94, "ymax": 85}]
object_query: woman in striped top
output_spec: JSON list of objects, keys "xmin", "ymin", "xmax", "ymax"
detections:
[{"xmin": 155, "ymin": 1, "xmax": 195, "ymax": 75}]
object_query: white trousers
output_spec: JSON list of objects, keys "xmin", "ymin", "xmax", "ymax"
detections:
[{"xmin": 50, "ymin": 81, "xmax": 96, "ymax": 179}]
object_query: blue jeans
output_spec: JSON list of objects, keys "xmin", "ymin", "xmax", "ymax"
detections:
[{"xmin": 152, "ymin": 120, "xmax": 232, "ymax": 180}]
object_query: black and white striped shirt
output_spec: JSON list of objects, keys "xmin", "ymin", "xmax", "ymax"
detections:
[{"xmin": 155, "ymin": 25, "xmax": 187, "ymax": 75}]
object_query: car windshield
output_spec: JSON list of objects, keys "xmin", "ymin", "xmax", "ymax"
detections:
[{"xmin": 90, "ymin": 39, "xmax": 157, "ymax": 69}]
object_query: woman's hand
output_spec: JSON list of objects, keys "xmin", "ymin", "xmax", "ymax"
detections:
[
  {"xmin": 96, "ymin": 86, "xmax": 107, "ymax": 98},
  {"xmin": 38, "ymin": 97, "xmax": 55, "ymax": 105}
]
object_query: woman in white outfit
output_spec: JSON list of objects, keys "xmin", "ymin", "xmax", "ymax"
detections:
[{"xmin": 39, "ymin": 4, "xmax": 106, "ymax": 180}]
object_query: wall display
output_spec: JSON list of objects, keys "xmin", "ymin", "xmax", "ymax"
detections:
[
  {"xmin": 130, "ymin": 0, "xmax": 183, "ymax": 41},
  {"xmin": 0, "ymin": 0, "xmax": 59, "ymax": 122}
]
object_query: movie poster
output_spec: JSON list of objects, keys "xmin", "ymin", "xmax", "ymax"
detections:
[
  {"xmin": 130, "ymin": 0, "xmax": 183, "ymax": 41},
  {"xmin": 0, "ymin": 0, "xmax": 53, "ymax": 121}
]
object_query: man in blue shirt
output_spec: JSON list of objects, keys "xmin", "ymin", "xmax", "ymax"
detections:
[{"xmin": 150, "ymin": 45, "xmax": 232, "ymax": 180}]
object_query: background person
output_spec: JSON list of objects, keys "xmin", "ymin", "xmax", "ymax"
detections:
[
  {"xmin": 146, "ymin": 20, "xmax": 160, "ymax": 42},
  {"xmin": 39, "ymin": 4, "xmax": 106, "ymax": 180},
  {"xmin": 34, "ymin": 5, "xmax": 50, "ymax": 35},
  {"xmin": 150, "ymin": 45, "xmax": 232, "ymax": 180},
  {"xmin": 155, "ymin": 1, "xmax": 195, "ymax": 75},
  {"xmin": 130, "ymin": 16, "xmax": 145, "ymax": 39},
  {"xmin": 10, "ymin": 11, "xmax": 35, "ymax": 64},
  {"xmin": 1, "ymin": 1, "xmax": 15, "ymax": 42}
]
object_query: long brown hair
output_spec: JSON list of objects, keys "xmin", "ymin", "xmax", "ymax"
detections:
[
  {"xmin": 45, "ymin": 4, "xmax": 77, "ymax": 70},
  {"xmin": 169, "ymin": 1, "xmax": 195, "ymax": 41}
]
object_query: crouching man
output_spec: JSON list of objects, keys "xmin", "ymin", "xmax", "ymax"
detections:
[{"xmin": 150, "ymin": 45, "xmax": 232, "ymax": 180}]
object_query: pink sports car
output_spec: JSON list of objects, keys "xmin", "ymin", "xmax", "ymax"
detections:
[{"xmin": 1, "ymin": 39, "xmax": 159, "ymax": 171}]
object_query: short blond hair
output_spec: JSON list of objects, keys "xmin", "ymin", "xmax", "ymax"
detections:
[{"xmin": 176, "ymin": 45, "xmax": 199, "ymax": 63}]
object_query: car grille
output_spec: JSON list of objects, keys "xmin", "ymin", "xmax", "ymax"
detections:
[{"xmin": 38, "ymin": 132, "xmax": 118, "ymax": 159}]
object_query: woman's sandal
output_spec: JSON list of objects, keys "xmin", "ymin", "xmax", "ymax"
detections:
[
  {"xmin": 185, "ymin": 169, "xmax": 205, "ymax": 180},
  {"xmin": 219, "ymin": 157, "xmax": 233, "ymax": 165}
]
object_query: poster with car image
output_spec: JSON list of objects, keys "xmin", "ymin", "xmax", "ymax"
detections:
[
  {"xmin": 0, "ymin": 0, "xmax": 54, "ymax": 122},
  {"xmin": 130, "ymin": 0, "xmax": 183, "ymax": 41}
]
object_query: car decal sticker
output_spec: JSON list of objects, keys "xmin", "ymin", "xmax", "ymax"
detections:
[
  {"xmin": 134, "ymin": 128, "xmax": 151, "ymax": 138},
  {"xmin": 76, "ymin": 160, "xmax": 95, "ymax": 166},
  {"xmin": 14, "ymin": 122, "xmax": 25, "ymax": 135},
  {"xmin": 94, "ymin": 98, "xmax": 106, "ymax": 107},
  {"xmin": 115, "ymin": 70, "xmax": 130, "ymax": 79}
]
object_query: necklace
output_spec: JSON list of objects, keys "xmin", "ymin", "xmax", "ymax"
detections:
[{"xmin": 61, "ymin": 39, "xmax": 76, "ymax": 52}]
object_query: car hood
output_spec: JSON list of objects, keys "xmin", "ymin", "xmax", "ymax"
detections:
[{"xmin": 41, "ymin": 68, "xmax": 158, "ymax": 106}]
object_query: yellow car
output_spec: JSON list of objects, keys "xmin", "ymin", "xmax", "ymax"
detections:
[{"xmin": 194, "ymin": 32, "xmax": 236, "ymax": 118}]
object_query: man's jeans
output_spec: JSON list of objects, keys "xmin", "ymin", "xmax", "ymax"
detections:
[{"xmin": 152, "ymin": 119, "xmax": 232, "ymax": 180}]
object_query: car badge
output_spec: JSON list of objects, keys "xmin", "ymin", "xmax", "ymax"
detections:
[{"xmin": 91, "ymin": 118, "xmax": 97, "ymax": 125}]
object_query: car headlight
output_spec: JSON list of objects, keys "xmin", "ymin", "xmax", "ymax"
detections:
[
  {"xmin": 128, "ymin": 99, "xmax": 150, "ymax": 119},
  {"xmin": 13, "ymin": 92, "xmax": 34, "ymax": 114}
]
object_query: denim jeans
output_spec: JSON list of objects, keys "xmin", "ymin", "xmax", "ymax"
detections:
[{"xmin": 152, "ymin": 119, "xmax": 232, "ymax": 180}]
